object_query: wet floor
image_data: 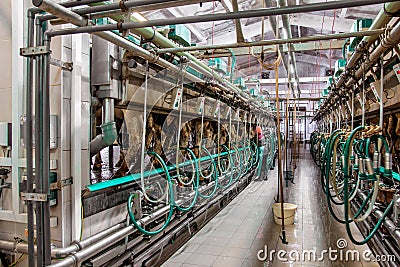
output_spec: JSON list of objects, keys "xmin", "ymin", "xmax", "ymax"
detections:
[
  {"xmin": 90, "ymin": 145, "xmax": 122, "ymax": 184},
  {"xmin": 161, "ymin": 148, "xmax": 379, "ymax": 267}
]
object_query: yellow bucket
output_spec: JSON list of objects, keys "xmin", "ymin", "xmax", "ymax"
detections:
[{"xmin": 272, "ymin": 203, "xmax": 297, "ymax": 225}]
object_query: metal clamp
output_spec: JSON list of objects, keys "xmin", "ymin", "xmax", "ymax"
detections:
[
  {"xmin": 20, "ymin": 46, "xmax": 51, "ymax": 57},
  {"xmin": 50, "ymin": 177, "xmax": 73, "ymax": 191},
  {"xmin": 21, "ymin": 192, "xmax": 48, "ymax": 202},
  {"xmin": 50, "ymin": 58, "xmax": 73, "ymax": 71}
]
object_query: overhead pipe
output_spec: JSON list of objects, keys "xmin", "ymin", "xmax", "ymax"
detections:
[
  {"xmin": 155, "ymin": 29, "xmax": 386, "ymax": 53},
  {"xmin": 40, "ymin": 0, "xmax": 397, "ymax": 103},
  {"xmin": 277, "ymin": 0, "xmax": 301, "ymax": 97},
  {"xmin": 345, "ymin": 21, "xmax": 400, "ymax": 88},
  {"xmin": 337, "ymin": 1, "xmax": 400, "ymax": 89},
  {"xmin": 21, "ymin": 2, "xmax": 270, "ymax": 262},
  {"xmin": 49, "ymin": 0, "xmax": 216, "ymax": 25},
  {"xmin": 32, "ymin": 0, "xmax": 228, "ymax": 146},
  {"xmin": 41, "ymin": 0, "xmax": 400, "ymax": 30},
  {"xmin": 35, "ymin": 0, "xmax": 261, "ymax": 109},
  {"xmin": 33, "ymin": 0, "xmax": 194, "ymax": 14},
  {"xmin": 37, "ymin": 0, "xmax": 397, "ymax": 114},
  {"xmin": 314, "ymin": 1, "xmax": 400, "ymax": 120},
  {"xmin": 264, "ymin": 0, "xmax": 294, "ymax": 97},
  {"xmin": 317, "ymin": 19, "xmax": 400, "ymax": 119}
]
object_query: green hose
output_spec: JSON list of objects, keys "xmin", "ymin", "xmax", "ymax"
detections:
[
  {"xmin": 175, "ymin": 148, "xmax": 200, "ymax": 212},
  {"xmin": 342, "ymin": 126, "xmax": 393, "ymax": 245},
  {"xmin": 127, "ymin": 151, "xmax": 174, "ymax": 235}
]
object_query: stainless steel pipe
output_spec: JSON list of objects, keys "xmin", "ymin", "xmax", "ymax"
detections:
[
  {"xmin": 157, "ymin": 30, "xmax": 386, "ymax": 53},
  {"xmin": 277, "ymin": 0, "xmax": 301, "ymax": 97},
  {"xmin": 36, "ymin": 0, "xmax": 256, "ymax": 108},
  {"xmin": 345, "ymin": 21, "xmax": 400, "ymax": 88},
  {"xmin": 314, "ymin": 1, "xmax": 400, "ymax": 120},
  {"xmin": 49, "ymin": 0, "xmax": 216, "ymax": 24},
  {"xmin": 357, "ymin": 190, "xmax": 400, "ymax": 244},
  {"xmin": 47, "ymin": 172, "xmax": 245, "ymax": 267},
  {"xmin": 26, "ymin": 9, "xmax": 35, "ymax": 267},
  {"xmin": 40, "ymin": 0, "xmax": 400, "ymax": 31}
]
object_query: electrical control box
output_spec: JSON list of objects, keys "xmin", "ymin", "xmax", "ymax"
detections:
[
  {"xmin": 168, "ymin": 25, "xmax": 191, "ymax": 47},
  {"xmin": 91, "ymin": 35, "xmax": 122, "ymax": 100},
  {"xmin": 209, "ymin": 58, "xmax": 228, "ymax": 75},
  {"xmin": 234, "ymin": 77, "xmax": 246, "ymax": 89},
  {"xmin": 350, "ymin": 18, "xmax": 373, "ymax": 48},
  {"xmin": 344, "ymin": 45, "xmax": 355, "ymax": 60},
  {"xmin": 322, "ymin": 88, "xmax": 329, "ymax": 97},
  {"xmin": 334, "ymin": 59, "xmax": 346, "ymax": 77},
  {"xmin": 187, "ymin": 67, "xmax": 203, "ymax": 79},
  {"xmin": 0, "ymin": 122, "xmax": 12, "ymax": 146},
  {"xmin": 326, "ymin": 77, "xmax": 334, "ymax": 89},
  {"xmin": 248, "ymin": 82, "xmax": 260, "ymax": 97}
]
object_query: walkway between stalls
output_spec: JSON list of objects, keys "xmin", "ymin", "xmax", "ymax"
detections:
[{"xmin": 162, "ymin": 148, "xmax": 378, "ymax": 267}]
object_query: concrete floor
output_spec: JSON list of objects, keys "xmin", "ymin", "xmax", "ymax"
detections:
[{"xmin": 161, "ymin": 149, "xmax": 380, "ymax": 267}]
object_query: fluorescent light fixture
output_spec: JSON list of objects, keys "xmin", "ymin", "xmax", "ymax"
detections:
[{"xmin": 132, "ymin": 12, "xmax": 147, "ymax": 22}]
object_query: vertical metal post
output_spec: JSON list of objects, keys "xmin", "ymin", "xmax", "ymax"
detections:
[
  {"xmin": 43, "ymin": 33, "xmax": 52, "ymax": 266},
  {"xmin": 35, "ymin": 19, "xmax": 52, "ymax": 266},
  {"xmin": 35, "ymin": 19, "xmax": 44, "ymax": 267},
  {"xmin": 26, "ymin": 11, "xmax": 35, "ymax": 267}
]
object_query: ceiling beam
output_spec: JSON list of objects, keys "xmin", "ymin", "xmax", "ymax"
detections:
[
  {"xmin": 231, "ymin": 0, "xmax": 245, "ymax": 42},
  {"xmin": 210, "ymin": 19, "xmax": 272, "ymax": 44},
  {"xmin": 210, "ymin": 13, "xmax": 355, "ymax": 44},
  {"xmin": 289, "ymin": 13, "xmax": 355, "ymax": 33},
  {"xmin": 339, "ymin": 8, "xmax": 348, "ymax": 18}
]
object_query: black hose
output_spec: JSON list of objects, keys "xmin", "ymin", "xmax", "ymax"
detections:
[
  {"xmin": 0, "ymin": 179, "xmax": 4, "ymax": 199},
  {"xmin": 0, "ymin": 251, "xmax": 10, "ymax": 267}
]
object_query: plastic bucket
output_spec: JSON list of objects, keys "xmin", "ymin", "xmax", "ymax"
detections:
[{"xmin": 272, "ymin": 203, "xmax": 297, "ymax": 225}]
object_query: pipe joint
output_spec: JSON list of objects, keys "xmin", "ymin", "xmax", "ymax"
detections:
[
  {"xmin": 384, "ymin": 3, "xmax": 400, "ymax": 17},
  {"xmin": 101, "ymin": 122, "xmax": 118, "ymax": 146},
  {"xmin": 89, "ymin": 122, "xmax": 118, "ymax": 157}
]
